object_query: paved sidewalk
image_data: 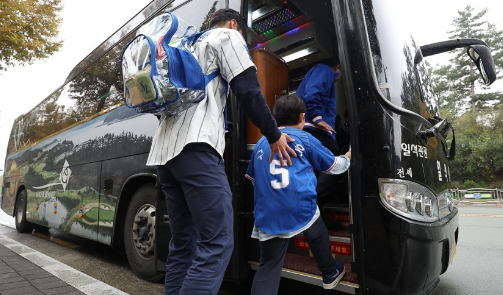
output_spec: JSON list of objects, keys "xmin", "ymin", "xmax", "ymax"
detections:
[
  {"xmin": 0, "ymin": 243, "xmax": 84, "ymax": 295},
  {"xmin": 0, "ymin": 236, "xmax": 128, "ymax": 295}
]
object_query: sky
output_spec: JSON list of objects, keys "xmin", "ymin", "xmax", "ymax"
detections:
[{"xmin": 0, "ymin": 0, "xmax": 502, "ymax": 173}]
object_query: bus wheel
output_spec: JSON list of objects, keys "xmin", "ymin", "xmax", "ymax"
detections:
[
  {"xmin": 124, "ymin": 184, "xmax": 164, "ymax": 282},
  {"xmin": 15, "ymin": 190, "xmax": 33, "ymax": 233}
]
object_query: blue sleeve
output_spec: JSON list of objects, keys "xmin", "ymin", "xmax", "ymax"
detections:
[
  {"xmin": 246, "ymin": 137, "xmax": 269, "ymax": 183},
  {"xmin": 302, "ymin": 65, "xmax": 333, "ymax": 123},
  {"xmin": 306, "ymin": 133, "xmax": 337, "ymax": 171}
]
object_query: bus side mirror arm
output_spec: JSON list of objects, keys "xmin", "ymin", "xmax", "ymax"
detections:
[
  {"xmin": 416, "ymin": 118, "xmax": 456, "ymax": 160},
  {"xmin": 416, "ymin": 119, "xmax": 446, "ymax": 142},
  {"xmin": 414, "ymin": 38, "xmax": 497, "ymax": 85}
]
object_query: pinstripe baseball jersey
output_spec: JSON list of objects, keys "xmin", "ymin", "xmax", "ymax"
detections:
[{"xmin": 146, "ymin": 28, "xmax": 255, "ymax": 165}]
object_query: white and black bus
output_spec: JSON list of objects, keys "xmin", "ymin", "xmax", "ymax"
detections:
[{"xmin": 2, "ymin": 0, "xmax": 496, "ymax": 294}]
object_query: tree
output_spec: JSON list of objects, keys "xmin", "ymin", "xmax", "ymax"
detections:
[
  {"xmin": 449, "ymin": 105, "xmax": 503, "ymax": 186},
  {"xmin": 430, "ymin": 6, "xmax": 503, "ymax": 115},
  {"xmin": 427, "ymin": 6, "xmax": 503, "ymax": 188},
  {"xmin": 0, "ymin": 0, "xmax": 63, "ymax": 72},
  {"xmin": 200, "ymin": 1, "xmax": 218, "ymax": 31}
]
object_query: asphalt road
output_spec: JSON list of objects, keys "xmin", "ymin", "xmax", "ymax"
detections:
[
  {"xmin": 431, "ymin": 205, "xmax": 503, "ymax": 295},
  {"xmin": 1, "ymin": 204, "xmax": 502, "ymax": 295}
]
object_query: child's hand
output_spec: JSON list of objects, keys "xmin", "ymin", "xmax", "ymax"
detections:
[{"xmin": 345, "ymin": 151, "xmax": 351, "ymax": 160}]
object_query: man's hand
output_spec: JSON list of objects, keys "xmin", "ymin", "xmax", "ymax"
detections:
[
  {"xmin": 269, "ymin": 133, "xmax": 296, "ymax": 166},
  {"xmin": 317, "ymin": 121, "xmax": 336, "ymax": 133}
]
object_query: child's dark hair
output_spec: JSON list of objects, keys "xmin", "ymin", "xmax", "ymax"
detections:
[
  {"xmin": 209, "ymin": 9, "xmax": 246, "ymax": 32},
  {"xmin": 273, "ymin": 94, "xmax": 306, "ymax": 127}
]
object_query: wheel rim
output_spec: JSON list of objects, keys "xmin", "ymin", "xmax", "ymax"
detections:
[
  {"xmin": 16, "ymin": 198, "xmax": 24, "ymax": 225},
  {"xmin": 131, "ymin": 204, "xmax": 156, "ymax": 259}
]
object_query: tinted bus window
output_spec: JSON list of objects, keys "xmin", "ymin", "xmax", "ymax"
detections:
[
  {"xmin": 362, "ymin": 0, "xmax": 438, "ymax": 118},
  {"xmin": 6, "ymin": 46, "xmax": 127, "ymax": 156},
  {"xmin": 65, "ymin": 43, "xmax": 126, "ymax": 120}
]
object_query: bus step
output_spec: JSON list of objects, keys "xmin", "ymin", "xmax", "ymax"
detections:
[
  {"xmin": 294, "ymin": 234, "xmax": 352, "ymax": 263},
  {"xmin": 327, "ymin": 228, "xmax": 351, "ymax": 238},
  {"xmin": 249, "ymin": 253, "xmax": 359, "ymax": 293},
  {"xmin": 322, "ymin": 205, "xmax": 350, "ymax": 222}
]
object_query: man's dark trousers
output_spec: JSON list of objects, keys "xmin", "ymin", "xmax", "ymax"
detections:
[
  {"xmin": 304, "ymin": 128, "xmax": 340, "ymax": 156},
  {"xmin": 304, "ymin": 129, "xmax": 347, "ymax": 202},
  {"xmin": 157, "ymin": 143, "xmax": 234, "ymax": 295}
]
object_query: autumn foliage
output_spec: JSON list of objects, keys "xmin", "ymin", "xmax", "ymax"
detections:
[{"xmin": 0, "ymin": 0, "xmax": 63, "ymax": 71}]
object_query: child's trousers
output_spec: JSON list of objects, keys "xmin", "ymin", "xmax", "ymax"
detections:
[{"xmin": 250, "ymin": 216, "xmax": 336, "ymax": 295}]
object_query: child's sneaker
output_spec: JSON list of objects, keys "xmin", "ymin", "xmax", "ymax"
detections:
[{"xmin": 322, "ymin": 261, "xmax": 345, "ymax": 289}]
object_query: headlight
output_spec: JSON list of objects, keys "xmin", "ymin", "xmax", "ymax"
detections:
[
  {"xmin": 378, "ymin": 178, "xmax": 450, "ymax": 222},
  {"xmin": 438, "ymin": 189, "xmax": 454, "ymax": 219}
]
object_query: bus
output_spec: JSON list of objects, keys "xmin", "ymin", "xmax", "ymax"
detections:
[{"xmin": 1, "ymin": 0, "xmax": 496, "ymax": 294}]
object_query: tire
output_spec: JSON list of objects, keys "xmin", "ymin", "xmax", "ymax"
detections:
[
  {"xmin": 15, "ymin": 190, "xmax": 33, "ymax": 233},
  {"xmin": 124, "ymin": 183, "xmax": 164, "ymax": 282}
]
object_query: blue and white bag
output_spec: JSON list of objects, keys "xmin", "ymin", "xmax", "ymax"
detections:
[{"xmin": 120, "ymin": 12, "xmax": 219, "ymax": 115}]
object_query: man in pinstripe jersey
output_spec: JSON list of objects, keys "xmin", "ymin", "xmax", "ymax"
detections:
[{"xmin": 146, "ymin": 9, "xmax": 296, "ymax": 295}]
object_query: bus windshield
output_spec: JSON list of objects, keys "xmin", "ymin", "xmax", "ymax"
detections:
[{"xmin": 362, "ymin": 0, "xmax": 439, "ymax": 119}]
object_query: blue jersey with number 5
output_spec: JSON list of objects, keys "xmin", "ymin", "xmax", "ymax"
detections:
[{"xmin": 245, "ymin": 127, "xmax": 338, "ymax": 234}]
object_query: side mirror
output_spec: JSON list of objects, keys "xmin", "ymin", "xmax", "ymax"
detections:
[
  {"xmin": 467, "ymin": 45, "xmax": 497, "ymax": 85},
  {"xmin": 414, "ymin": 38, "xmax": 497, "ymax": 85}
]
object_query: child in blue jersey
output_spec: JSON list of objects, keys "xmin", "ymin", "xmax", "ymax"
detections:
[{"xmin": 246, "ymin": 94, "xmax": 351, "ymax": 294}]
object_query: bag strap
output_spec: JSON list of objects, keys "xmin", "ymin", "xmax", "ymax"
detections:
[
  {"xmin": 203, "ymin": 70, "xmax": 229, "ymax": 130},
  {"xmin": 223, "ymin": 79, "xmax": 229, "ymax": 130},
  {"xmin": 163, "ymin": 13, "xmax": 179, "ymax": 46},
  {"xmin": 162, "ymin": 13, "xmax": 229, "ymax": 128},
  {"xmin": 204, "ymin": 70, "xmax": 220, "ymax": 85}
]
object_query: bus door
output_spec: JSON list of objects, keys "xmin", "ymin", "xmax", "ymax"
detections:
[{"xmin": 239, "ymin": 0, "xmax": 358, "ymax": 293}]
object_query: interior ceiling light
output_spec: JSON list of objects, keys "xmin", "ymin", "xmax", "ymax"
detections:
[
  {"xmin": 252, "ymin": 7, "xmax": 298, "ymax": 34},
  {"xmin": 281, "ymin": 45, "xmax": 319, "ymax": 63}
]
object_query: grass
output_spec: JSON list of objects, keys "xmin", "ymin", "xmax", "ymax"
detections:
[{"xmin": 83, "ymin": 207, "xmax": 114, "ymax": 223}]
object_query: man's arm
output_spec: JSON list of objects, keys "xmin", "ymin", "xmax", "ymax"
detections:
[{"xmin": 229, "ymin": 67, "xmax": 296, "ymax": 166}]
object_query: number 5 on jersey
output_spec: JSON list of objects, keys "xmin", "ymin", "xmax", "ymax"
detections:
[{"xmin": 270, "ymin": 160, "xmax": 290, "ymax": 189}]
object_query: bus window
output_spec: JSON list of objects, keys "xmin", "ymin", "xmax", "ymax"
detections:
[{"xmin": 67, "ymin": 50, "xmax": 124, "ymax": 117}]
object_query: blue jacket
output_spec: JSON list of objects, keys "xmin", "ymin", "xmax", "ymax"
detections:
[{"xmin": 296, "ymin": 64, "xmax": 338, "ymax": 139}]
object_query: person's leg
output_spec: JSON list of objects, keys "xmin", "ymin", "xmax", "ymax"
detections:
[
  {"xmin": 304, "ymin": 129, "xmax": 341, "ymax": 156},
  {"xmin": 302, "ymin": 217, "xmax": 336, "ymax": 274},
  {"xmin": 316, "ymin": 172, "xmax": 349, "ymax": 204},
  {"xmin": 169, "ymin": 148, "xmax": 234, "ymax": 295},
  {"xmin": 158, "ymin": 163, "xmax": 197, "ymax": 295},
  {"xmin": 305, "ymin": 129, "xmax": 344, "ymax": 202},
  {"xmin": 251, "ymin": 238, "xmax": 289, "ymax": 295},
  {"xmin": 303, "ymin": 216, "xmax": 345, "ymax": 289}
]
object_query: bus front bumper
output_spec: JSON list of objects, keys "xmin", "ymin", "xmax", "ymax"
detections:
[{"xmin": 364, "ymin": 206, "xmax": 459, "ymax": 295}]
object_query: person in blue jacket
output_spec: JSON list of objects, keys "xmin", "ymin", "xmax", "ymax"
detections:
[
  {"xmin": 245, "ymin": 94, "xmax": 351, "ymax": 294},
  {"xmin": 296, "ymin": 58, "xmax": 342, "ymax": 155}
]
